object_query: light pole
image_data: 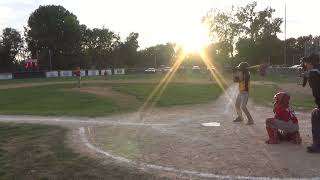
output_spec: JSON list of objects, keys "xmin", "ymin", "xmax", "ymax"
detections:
[
  {"xmin": 154, "ymin": 53, "xmax": 157, "ymax": 69},
  {"xmin": 49, "ymin": 49, "xmax": 52, "ymax": 71},
  {"xmin": 305, "ymin": 41, "xmax": 307, "ymax": 57},
  {"xmin": 284, "ymin": 4, "xmax": 287, "ymax": 65}
]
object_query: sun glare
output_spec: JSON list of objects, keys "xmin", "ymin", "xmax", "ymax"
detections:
[
  {"xmin": 178, "ymin": 25, "xmax": 210, "ymax": 54},
  {"xmin": 180, "ymin": 36, "xmax": 209, "ymax": 53}
]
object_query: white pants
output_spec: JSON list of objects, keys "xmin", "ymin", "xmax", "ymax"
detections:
[
  {"xmin": 270, "ymin": 119, "xmax": 299, "ymax": 133},
  {"xmin": 235, "ymin": 92, "xmax": 253, "ymax": 123}
]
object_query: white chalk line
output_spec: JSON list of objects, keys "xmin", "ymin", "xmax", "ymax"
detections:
[
  {"xmin": 79, "ymin": 127, "xmax": 320, "ymax": 180},
  {"xmin": 0, "ymin": 116, "xmax": 168, "ymax": 126}
]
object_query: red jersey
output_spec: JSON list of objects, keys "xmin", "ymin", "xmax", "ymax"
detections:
[{"xmin": 274, "ymin": 106, "xmax": 298, "ymax": 124}]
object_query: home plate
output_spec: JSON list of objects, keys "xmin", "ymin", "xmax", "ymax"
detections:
[{"xmin": 201, "ymin": 122, "xmax": 220, "ymax": 127}]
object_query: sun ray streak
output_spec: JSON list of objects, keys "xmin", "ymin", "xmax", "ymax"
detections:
[
  {"xmin": 148, "ymin": 55, "xmax": 185, "ymax": 109},
  {"xmin": 198, "ymin": 50, "xmax": 235, "ymax": 110},
  {"xmin": 138, "ymin": 48, "xmax": 237, "ymax": 121},
  {"xmin": 138, "ymin": 53, "xmax": 185, "ymax": 120}
]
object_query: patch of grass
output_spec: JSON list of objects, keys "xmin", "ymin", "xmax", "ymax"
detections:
[
  {"xmin": 251, "ymin": 72, "xmax": 301, "ymax": 83},
  {"xmin": 0, "ymin": 82, "xmax": 222, "ymax": 116},
  {"xmin": 0, "ymin": 123, "xmax": 161, "ymax": 180},
  {"xmin": 290, "ymin": 94, "xmax": 315, "ymax": 110},
  {"xmin": 250, "ymin": 84, "xmax": 278, "ymax": 107},
  {"xmin": 251, "ymin": 84, "xmax": 315, "ymax": 110},
  {"xmin": 0, "ymin": 84, "xmax": 128, "ymax": 116},
  {"xmin": 0, "ymin": 74, "xmax": 162, "ymax": 85},
  {"xmin": 93, "ymin": 126, "xmax": 142, "ymax": 160},
  {"xmin": 0, "ymin": 72, "xmax": 214, "ymax": 85},
  {"xmin": 113, "ymin": 83, "xmax": 223, "ymax": 106},
  {"xmin": 0, "ymin": 77, "xmax": 76, "ymax": 85}
]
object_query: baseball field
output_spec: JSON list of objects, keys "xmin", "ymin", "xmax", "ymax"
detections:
[{"xmin": 0, "ymin": 72, "xmax": 318, "ymax": 180}]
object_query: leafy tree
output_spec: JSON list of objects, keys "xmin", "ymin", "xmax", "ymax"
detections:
[
  {"xmin": 236, "ymin": 2, "xmax": 282, "ymax": 40},
  {"xmin": 26, "ymin": 5, "xmax": 81, "ymax": 70},
  {"xmin": 203, "ymin": 7, "xmax": 241, "ymax": 58},
  {"xmin": 118, "ymin": 32, "xmax": 139, "ymax": 67},
  {"xmin": 296, "ymin": 35, "xmax": 313, "ymax": 56},
  {"xmin": 139, "ymin": 43, "xmax": 175, "ymax": 68},
  {"xmin": 235, "ymin": 2, "xmax": 283, "ymax": 64},
  {"xmin": 0, "ymin": 28, "xmax": 23, "ymax": 72},
  {"xmin": 81, "ymin": 27, "xmax": 120, "ymax": 68},
  {"xmin": 203, "ymin": 1, "xmax": 283, "ymax": 65}
]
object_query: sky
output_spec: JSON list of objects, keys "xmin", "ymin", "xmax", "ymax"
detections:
[{"xmin": 0, "ymin": 0, "xmax": 319, "ymax": 49}]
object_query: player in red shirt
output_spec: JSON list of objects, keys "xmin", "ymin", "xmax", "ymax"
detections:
[
  {"xmin": 265, "ymin": 92, "xmax": 302, "ymax": 144},
  {"xmin": 73, "ymin": 66, "xmax": 81, "ymax": 88}
]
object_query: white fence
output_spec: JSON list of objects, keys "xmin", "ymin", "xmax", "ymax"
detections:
[
  {"xmin": 101, "ymin": 69, "xmax": 112, "ymax": 75},
  {"xmin": 87, "ymin": 70, "xmax": 99, "ymax": 76},
  {"xmin": 60, "ymin": 71, "xmax": 73, "ymax": 77},
  {"xmin": 46, "ymin": 71, "xmax": 59, "ymax": 78},
  {"xmin": 80, "ymin": 70, "xmax": 86, "ymax": 77},
  {"xmin": 114, "ymin": 68, "xmax": 125, "ymax": 75},
  {"xmin": 0, "ymin": 68, "xmax": 126, "ymax": 80},
  {"xmin": 0, "ymin": 73, "xmax": 13, "ymax": 80}
]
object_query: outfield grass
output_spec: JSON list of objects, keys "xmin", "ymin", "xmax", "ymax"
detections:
[
  {"xmin": 250, "ymin": 84, "xmax": 278, "ymax": 107},
  {"xmin": 0, "ymin": 74, "xmax": 158, "ymax": 85},
  {"xmin": 0, "ymin": 82, "xmax": 223, "ymax": 116},
  {"xmin": 113, "ymin": 83, "xmax": 222, "ymax": 106},
  {"xmin": 0, "ymin": 72, "xmax": 213, "ymax": 85},
  {"xmin": 0, "ymin": 84, "xmax": 128, "ymax": 116},
  {"xmin": 251, "ymin": 84, "xmax": 315, "ymax": 110},
  {"xmin": 250, "ymin": 72, "xmax": 301, "ymax": 83},
  {"xmin": 0, "ymin": 76, "xmax": 75, "ymax": 85},
  {"xmin": 0, "ymin": 123, "xmax": 161, "ymax": 180}
]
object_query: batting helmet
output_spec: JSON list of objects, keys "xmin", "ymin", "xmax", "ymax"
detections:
[{"xmin": 236, "ymin": 62, "xmax": 250, "ymax": 71}]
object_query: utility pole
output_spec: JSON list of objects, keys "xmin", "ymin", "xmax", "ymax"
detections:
[
  {"xmin": 154, "ymin": 53, "xmax": 157, "ymax": 69},
  {"xmin": 292, "ymin": 54, "xmax": 295, "ymax": 65},
  {"xmin": 49, "ymin": 49, "xmax": 52, "ymax": 71},
  {"xmin": 305, "ymin": 41, "xmax": 307, "ymax": 57},
  {"xmin": 318, "ymin": 39, "xmax": 320, "ymax": 57},
  {"xmin": 284, "ymin": 4, "xmax": 287, "ymax": 65}
]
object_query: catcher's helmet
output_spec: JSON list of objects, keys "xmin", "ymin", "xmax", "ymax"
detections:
[
  {"xmin": 236, "ymin": 62, "xmax": 250, "ymax": 71},
  {"xmin": 274, "ymin": 92, "xmax": 290, "ymax": 108}
]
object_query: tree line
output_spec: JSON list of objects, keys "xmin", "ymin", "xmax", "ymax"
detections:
[
  {"xmin": 203, "ymin": 1, "xmax": 319, "ymax": 66},
  {"xmin": 0, "ymin": 2, "xmax": 319, "ymax": 72}
]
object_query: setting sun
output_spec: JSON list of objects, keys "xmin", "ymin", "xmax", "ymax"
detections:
[{"xmin": 178, "ymin": 25, "xmax": 211, "ymax": 53}]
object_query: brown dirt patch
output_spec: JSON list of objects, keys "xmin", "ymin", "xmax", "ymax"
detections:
[
  {"xmin": 73, "ymin": 86, "xmax": 141, "ymax": 109},
  {"xmin": 86, "ymin": 85, "xmax": 320, "ymax": 179}
]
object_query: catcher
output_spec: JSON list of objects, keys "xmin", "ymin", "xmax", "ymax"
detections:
[{"xmin": 265, "ymin": 92, "xmax": 301, "ymax": 144}]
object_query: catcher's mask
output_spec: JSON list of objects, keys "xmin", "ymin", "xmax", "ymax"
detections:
[{"xmin": 273, "ymin": 92, "xmax": 290, "ymax": 108}]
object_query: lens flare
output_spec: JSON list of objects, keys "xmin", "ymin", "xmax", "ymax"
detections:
[
  {"xmin": 198, "ymin": 50, "xmax": 234, "ymax": 109},
  {"xmin": 138, "ymin": 47, "xmax": 235, "ymax": 121},
  {"xmin": 138, "ymin": 53, "xmax": 185, "ymax": 120}
]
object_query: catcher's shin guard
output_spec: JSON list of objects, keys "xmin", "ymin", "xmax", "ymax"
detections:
[
  {"xmin": 266, "ymin": 127, "xmax": 279, "ymax": 144},
  {"xmin": 289, "ymin": 131, "xmax": 302, "ymax": 144}
]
